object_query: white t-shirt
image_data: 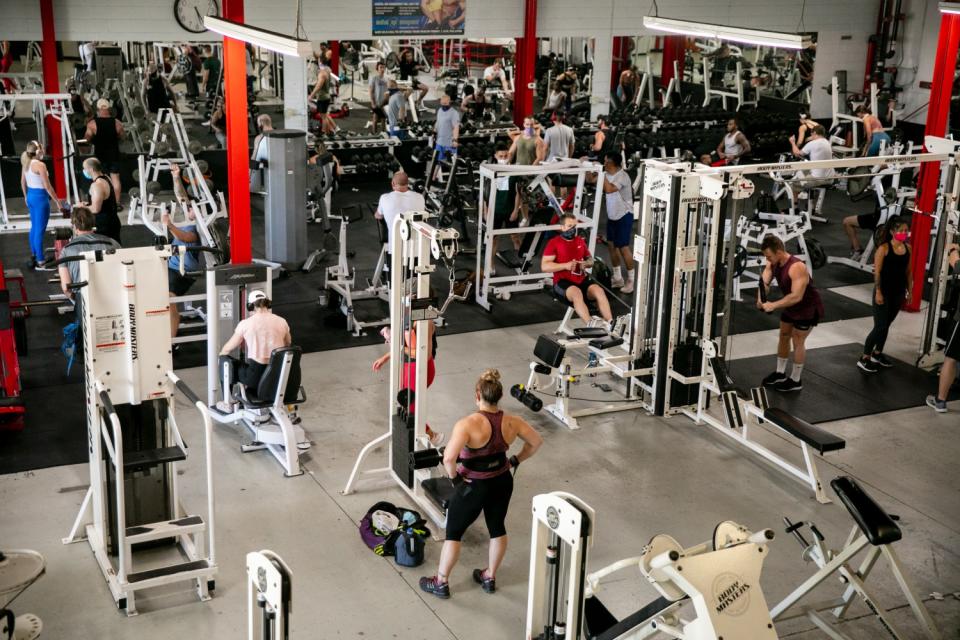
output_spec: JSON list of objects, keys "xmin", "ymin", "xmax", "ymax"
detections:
[
  {"xmin": 800, "ymin": 138, "xmax": 834, "ymax": 179},
  {"xmin": 79, "ymin": 43, "xmax": 96, "ymax": 71},
  {"xmin": 604, "ymin": 170, "xmax": 633, "ymax": 221},
  {"xmin": 234, "ymin": 312, "xmax": 290, "ymax": 365},
  {"xmin": 378, "ymin": 189, "xmax": 426, "ymax": 252},
  {"xmin": 484, "ymin": 66, "xmax": 506, "ymax": 83}
]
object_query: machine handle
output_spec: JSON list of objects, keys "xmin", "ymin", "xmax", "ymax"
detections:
[{"xmin": 783, "ymin": 516, "xmax": 809, "ymax": 548}]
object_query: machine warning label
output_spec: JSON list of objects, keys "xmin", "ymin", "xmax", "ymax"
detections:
[
  {"xmin": 219, "ymin": 291, "xmax": 234, "ymax": 320},
  {"xmin": 94, "ymin": 314, "xmax": 125, "ymax": 351}
]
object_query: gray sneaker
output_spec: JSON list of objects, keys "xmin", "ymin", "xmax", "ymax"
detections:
[{"xmin": 926, "ymin": 395, "xmax": 948, "ymax": 413}]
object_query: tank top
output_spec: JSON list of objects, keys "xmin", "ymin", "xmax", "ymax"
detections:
[
  {"xmin": 146, "ymin": 75, "xmax": 170, "ymax": 112},
  {"xmin": 24, "ymin": 165, "xmax": 45, "ymax": 189},
  {"xmin": 773, "ymin": 255, "xmax": 823, "ymax": 321},
  {"xmin": 458, "ymin": 410, "xmax": 510, "ymax": 480},
  {"xmin": 315, "ymin": 67, "xmax": 331, "ymax": 101},
  {"xmin": 724, "ymin": 131, "xmax": 743, "ymax": 159},
  {"xmin": 879, "ymin": 242, "xmax": 909, "ymax": 300},
  {"xmin": 515, "ymin": 136, "xmax": 537, "ymax": 166},
  {"xmin": 598, "ymin": 127, "xmax": 619, "ymax": 160},
  {"xmin": 91, "ymin": 175, "xmax": 121, "ymax": 241},
  {"xmin": 92, "ymin": 116, "xmax": 120, "ymax": 161}
]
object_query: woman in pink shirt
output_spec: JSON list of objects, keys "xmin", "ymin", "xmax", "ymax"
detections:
[{"xmin": 219, "ymin": 290, "xmax": 291, "ymax": 390}]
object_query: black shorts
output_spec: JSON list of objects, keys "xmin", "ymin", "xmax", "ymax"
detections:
[
  {"xmin": 100, "ymin": 159, "xmax": 122, "ymax": 174},
  {"xmin": 945, "ymin": 320, "xmax": 960, "ymax": 361},
  {"xmin": 782, "ymin": 312, "xmax": 819, "ymax": 331},
  {"xmin": 372, "ymin": 106, "xmax": 387, "ymax": 118},
  {"xmin": 316, "ymin": 99, "xmax": 330, "ymax": 114},
  {"xmin": 168, "ymin": 269, "xmax": 196, "ymax": 297},
  {"xmin": 555, "ymin": 276, "xmax": 597, "ymax": 300},
  {"xmin": 856, "ymin": 211, "xmax": 881, "ymax": 231},
  {"xmin": 445, "ymin": 471, "xmax": 513, "ymax": 542}
]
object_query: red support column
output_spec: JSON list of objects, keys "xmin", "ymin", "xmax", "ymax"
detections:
[
  {"xmin": 39, "ymin": 0, "xmax": 65, "ymax": 198},
  {"xmin": 512, "ymin": 0, "xmax": 537, "ymax": 125},
  {"xmin": 329, "ymin": 41, "xmax": 340, "ymax": 75},
  {"xmin": 660, "ymin": 36, "xmax": 685, "ymax": 91},
  {"xmin": 222, "ymin": 0, "xmax": 252, "ymax": 265},
  {"xmin": 906, "ymin": 12, "xmax": 960, "ymax": 312},
  {"xmin": 611, "ymin": 36, "xmax": 629, "ymax": 89}
]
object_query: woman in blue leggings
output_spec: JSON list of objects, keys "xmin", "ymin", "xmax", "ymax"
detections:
[{"xmin": 19, "ymin": 141, "xmax": 62, "ymax": 268}]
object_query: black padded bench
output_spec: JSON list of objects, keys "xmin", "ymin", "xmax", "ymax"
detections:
[
  {"xmin": 763, "ymin": 407, "xmax": 846, "ymax": 455},
  {"xmin": 421, "ymin": 477, "xmax": 456, "ymax": 511},
  {"xmin": 831, "ymin": 476, "xmax": 902, "ymax": 546}
]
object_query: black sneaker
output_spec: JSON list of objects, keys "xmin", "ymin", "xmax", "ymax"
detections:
[
  {"xmin": 762, "ymin": 371, "xmax": 788, "ymax": 386},
  {"xmin": 870, "ymin": 353, "xmax": 893, "ymax": 368},
  {"xmin": 774, "ymin": 378, "xmax": 803, "ymax": 392},
  {"xmin": 472, "ymin": 568, "xmax": 496, "ymax": 594},
  {"xmin": 857, "ymin": 358, "xmax": 879, "ymax": 373},
  {"xmin": 419, "ymin": 576, "xmax": 450, "ymax": 599}
]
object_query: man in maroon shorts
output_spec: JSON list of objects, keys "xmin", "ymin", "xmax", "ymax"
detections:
[
  {"xmin": 758, "ymin": 235, "xmax": 825, "ymax": 392},
  {"xmin": 541, "ymin": 212, "xmax": 613, "ymax": 327}
]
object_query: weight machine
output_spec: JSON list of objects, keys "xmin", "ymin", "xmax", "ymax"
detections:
[
  {"xmin": 475, "ymin": 160, "xmax": 604, "ymax": 310},
  {"xmin": 0, "ymin": 93, "xmax": 81, "ymax": 232},
  {"xmin": 525, "ymin": 492, "xmax": 777, "ymax": 640},
  {"xmin": 247, "ymin": 550, "xmax": 292, "ymax": 640},
  {"xmin": 318, "ymin": 205, "xmax": 391, "ymax": 337},
  {"xmin": 343, "ymin": 210, "xmax": 464, "ymax": 528},
  {"xmin": 701, "ymin": 58, "xmax": 757, "ymax": 111},
  {"xmin": 61, "ymin": 246, "xmax": 217, "ymax": 616},
  {"xmin": 206, "ymin": 264, "xmax": 311, "ymax": 478}
]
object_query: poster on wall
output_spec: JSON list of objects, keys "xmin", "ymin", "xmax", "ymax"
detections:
[{"xmin": 373, "ymin": 0, "xmax": 465, "ymax": 36}]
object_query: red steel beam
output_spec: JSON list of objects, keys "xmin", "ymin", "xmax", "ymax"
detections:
[
  {"xmin": 222, "ymin": 0, "xmax": 252, "ymax": 264},
  {"xmin": 513, "ymin": 0, "xmax": 537, "ymax": 125},
  {"xmin": 906, "ymin": 12, "xmax": 960, "ymax": 311},
  {"xmin": 39, "ymin": 0, "xmax": 66, "ymax": 198}
]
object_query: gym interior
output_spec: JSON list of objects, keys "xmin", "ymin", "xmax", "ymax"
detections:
[{"xmin": 1, "ymin": 1, "xmax": 958, "ymax": 638}]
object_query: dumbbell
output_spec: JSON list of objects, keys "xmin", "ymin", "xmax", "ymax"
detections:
[
  {"xmin": 187, "ymin": 140, "xmax": 203, "ymax": 155},
  {"xmin": 131, "ymin": 105, "xmax": 146, "ymax": 120},
  {"xmin": 128, "ymin": 187, "xmax": 141, "ymax": 200},
  {"xmin": 132, "ymin": 169, "xmax": 141, "ymax": 182},
  {"xmin": 154, "ymin": 140, "xmax": 171, "ymax": 156},
  {"xmin": 145, "ymin": 181, "xmax": 163, "ymax": 195},
  {"xmin": 195, "ymin": 159, "xmax": 210, "ymax": 174}
]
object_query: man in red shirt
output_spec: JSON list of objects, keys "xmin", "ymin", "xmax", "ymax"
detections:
[{"xmin": 542, "ymin": 212, "xmax": 613, "ymax": 326}]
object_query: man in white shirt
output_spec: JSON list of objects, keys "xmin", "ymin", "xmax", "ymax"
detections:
[
  {"xmin": 599, "ymin": 152, "xmax": 635, "ymax": 293},
  {"xmin": 788, "ymin": 124, "xmax": 833, "ymax": 193},
  {"xmin": 543, "ymin": 113, "xmax": 575, "ymax": 161},
  {"xmin": 375, "ymin": 172, "xmax": 426, "ymax": 253}
]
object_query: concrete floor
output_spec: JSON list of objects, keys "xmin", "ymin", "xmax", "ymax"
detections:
[{"xmin": 2, "ymin": 291, "xmax": 959, "ymax": 639}]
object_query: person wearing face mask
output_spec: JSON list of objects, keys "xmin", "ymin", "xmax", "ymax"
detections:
[
  {"xmin": 484, "ymin": 143, "xmax": 520, "ymax": 254},
  {"xmin": 541, "ymin": 212, "xmax": 614, "ymax": 327},
  {"xmin": 385, "ymin": 80, "xmax": 409, "ymax": 138},
  {"xmin": 142, "ymin": 63, "xmax": 176, "ymax": 114},
  {"xmin": 858, "ymin": 217, "xmax": 913, "ymax": 373},
  {"xmin": 419, "ymin": 369, "xmax": 542, "ymax": 600},
  {"xmin": 80, "ymin": 157, "xmax": 122, "ymax": 245},
  {"xmin": 434, "ymin": 93, "xmax": 461, "ymax": 162}
]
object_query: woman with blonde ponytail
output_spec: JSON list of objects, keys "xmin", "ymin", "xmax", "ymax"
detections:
[
  {"xmin": 419, "ymin": 368, "xmax": 543, "ymax": 600},
  {"xmin": 19, "ymin": 140, "xmax": 62, "ymax": 268}
]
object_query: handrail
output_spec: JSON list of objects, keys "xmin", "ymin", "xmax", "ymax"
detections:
[
  {"xmin": 166, "ymin": 371, "xmax": 216, "ymax": 565},
  {"xmin": 95, "ymin": 380, "xmax": 128, "ymax": 585}
]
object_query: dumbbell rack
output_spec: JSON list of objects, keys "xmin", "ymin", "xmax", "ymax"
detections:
[{"xmin": 323, "ymin": 134, "xmax": 402, "ymax": 177}]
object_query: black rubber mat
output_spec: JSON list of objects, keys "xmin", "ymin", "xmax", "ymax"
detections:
[
  {"xmin": 725, "ymin": 289, "xmax": 872, "ymax": 335},
  {"xmin": 726, "ymin": 343, "xmax": 958, "ymax": 424}
]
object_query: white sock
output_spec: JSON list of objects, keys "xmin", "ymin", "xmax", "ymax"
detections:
[
  {"xmin": 776, "ymin": 357, "xmax": 788, "ymax": 374},
  {"xmin": 612, "ymin": 266, "xmax": 622, "ymax": 280},
  {"xmin": 790, "ymin": 363, "xmax": 804, "ymax": 381},
  {"xmin": 626, "ymin": 269, "xmax": 635, "ymax": 282}
]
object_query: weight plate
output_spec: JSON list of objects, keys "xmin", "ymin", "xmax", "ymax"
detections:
[{"xmin": 807, "ymin": 237, "xmax": 827, "ymax": 269}]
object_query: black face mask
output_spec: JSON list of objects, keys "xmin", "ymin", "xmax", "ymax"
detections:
[
  {"xmin": 441, "ymin": 105, "xmax": 451, "ymax": 111},
  {"xmin": 561, "ymin": 228, "xmax": 577, "ymax": 240}
]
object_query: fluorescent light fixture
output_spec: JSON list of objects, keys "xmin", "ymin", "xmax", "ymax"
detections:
[
  {"xmin": 204, "ymin": 16, "xmax": 312, "ymax": 57},
  {"xmin": 940, "ymin": 2, "xmax": 960, "ymax": 14},
  {"xmin": 643, "ymin": 16, "xmax": 812, "ymax": 50}
]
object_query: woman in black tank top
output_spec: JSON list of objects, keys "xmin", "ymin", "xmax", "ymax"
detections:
[{"xmin": 859, "ymin": 217, "xmax": 912, "ymax": 372}]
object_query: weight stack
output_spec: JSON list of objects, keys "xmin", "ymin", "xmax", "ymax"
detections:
[
  {"xmin": 391, "ymin": 412, "xmax": 415, "ymax": 488},
  {"xmin": 670, "ymin": 342, "xmax": 702, "ymax": 409}
]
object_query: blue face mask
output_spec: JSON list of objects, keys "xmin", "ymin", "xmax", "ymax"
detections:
[
  {"xmin": 82, "ymin": 169, "xmax": 92, "ymax": 180},
  {"xmin": 561, "ymin": 228, "xmax": 577, "ymax": 240}
]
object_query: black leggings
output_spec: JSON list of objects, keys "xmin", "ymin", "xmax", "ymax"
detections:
[
  {"xmin": 444, "ymin": 471, "xmax": 513, "ymax": 542},
  {"xmin": 864, "ymin": 294, "xmax": 903, "ymax": 355}
]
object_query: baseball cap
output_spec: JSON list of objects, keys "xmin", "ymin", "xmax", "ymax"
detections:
[{"xmin": 247, "ymin": 290, "xmax": 268, "ymax": 306}]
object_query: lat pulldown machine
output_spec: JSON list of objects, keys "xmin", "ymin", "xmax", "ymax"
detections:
[{"xmin": 342, "ymin": 210, "xmax": 465, "ymax": 528}]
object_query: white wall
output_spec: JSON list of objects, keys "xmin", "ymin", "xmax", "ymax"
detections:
[
  {"xmin": 897, "ymin": 0, "xmax": 942, "ymax": 125},
  {"xmin": 0, "ymin": 0, "xmax": 522, "ymax": 41}
]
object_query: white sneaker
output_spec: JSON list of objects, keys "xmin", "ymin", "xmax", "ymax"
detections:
[
  {"xmin": 621, "ymin": 279, "xmax": 635, "ymax": 294},
  {"xmin": 214, "ymin": 400, "xmax": 233, "ymax": 413},
  {"xmin": 518, "ymin": 217, "xmax": 531, "ymax": 228},
  {"xmin": 429, "ymin": 431, "xmax": 446, "ymax": 447},
  {"xmin": 610, "ymin": 276, "xmax": 625, "ymax": 289}
]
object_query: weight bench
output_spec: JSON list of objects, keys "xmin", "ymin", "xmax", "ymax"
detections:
[
  {"xmin": 771, "ymin": 476, "xmax": 942, "ymax": 640},
  {"xmin": 421, "ymin": 477, "xmax": 457, "ymax": 512},
  {"xmin": 763, "ymin": 407, "xmax": 846, "ymax": 455},
  {"xmin": 210, "ymin": 346, "xmax": 310, "ymax": 477}
]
